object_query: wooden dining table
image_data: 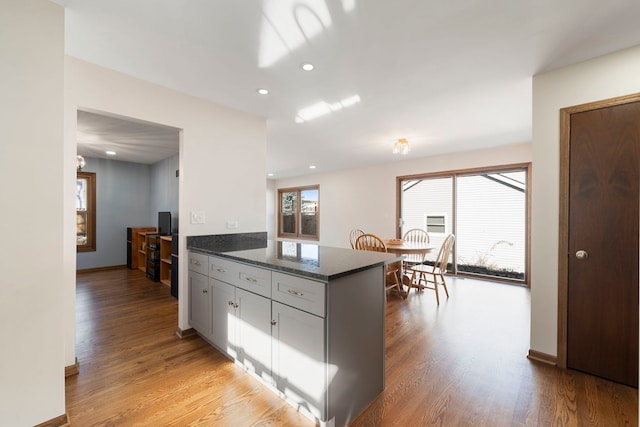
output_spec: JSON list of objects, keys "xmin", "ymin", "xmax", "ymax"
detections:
[
  {"xmin": 384, "ymin": 239, "xmax": 435, "ymax": 295},
  {"xmin": 384, "ymin": 239, "xmax": 435, "ymax": 256}
]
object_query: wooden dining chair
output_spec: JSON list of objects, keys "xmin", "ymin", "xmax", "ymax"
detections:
[
  {"xmin": 354, "ymin": 233, "xmax": 404, "ymax": 299},
  {"xmin": 349, "ymin": 228, "xmax": 365, "ymax": 249},
  {"xmin": 401, "ymin": 228, "xmax": 430, "ymax": 268},
  {"xmin": 407, "ymin": 234, "xmax": 455, "ymax": 304}
]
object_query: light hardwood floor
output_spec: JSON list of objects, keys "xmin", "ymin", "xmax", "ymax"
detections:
[{"xmin": 66, "ymin": 268, "xmax": 637, "ymax": 426}]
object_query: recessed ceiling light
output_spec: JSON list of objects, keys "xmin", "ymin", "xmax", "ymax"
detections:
[
  {"xmin": 309, "ymin": 165, "xmax": 316, "ymax": 169},
  {"xmin": 301, "ymin": 63, "xmax": 315, "ymax": 71},
  {"xmin": 257, "ymin": 88, "xmax": 269, "ymax": 95},
  {"xmin": 105, "ymin": 150, "xmax": 116, "ymax": 156}
]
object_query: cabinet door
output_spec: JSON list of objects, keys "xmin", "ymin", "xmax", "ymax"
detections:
[
  {"xmin": 272, "ymin": 301, "xmax": 326, "ymax": 421},
  {"xmin": 235, "ymin": 288, "xmax": 273, "ymax": 384},
  {"xmin": 210, "ymin": 278, "xmax": 236, "ymax": 358},
  {"xmin": 188, "ymin": 271, "xmax": 210, "ymax": 336}
]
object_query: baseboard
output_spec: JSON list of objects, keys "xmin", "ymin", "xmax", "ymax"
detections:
[
  {"xmin": 76, "ymin": 265, "xmax": 127, "ymax": 273},
  {"xmin": 34, "ymin": 413, "xmax": 68, "ymax": 427},
  {"xmin": 176, "ymin": 327, "xmax": 197, "ymax": 339},
  {"xmin": 65, "ymin": 358, "xmax": 79, "ymax": 377},
  {"xmin": 527, "ymin": 349, "xmax": 557, "ymax": 365}
]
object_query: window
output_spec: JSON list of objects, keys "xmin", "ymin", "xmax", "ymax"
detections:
[
  {"xmin": 425, "ymin": 214, "xmax": 447, "ymax": 234},
  {"xmin": 77, "ymin": 171, "xmax": 96, "ymax": 252},
  {"xmin": 278, "ymin": 186, "xmax": 319, "ymax": 240}
]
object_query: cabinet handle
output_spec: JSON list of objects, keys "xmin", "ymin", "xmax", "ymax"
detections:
[
  {"xmin": 216, "ymin": 268, "xmax": 227, "ymax": 272},
  {"xmin": 228, "ymin": 300, "xmax": 234, "ymax": 306},
  {"xmin": 245, "ymin": 277, "xmax": 258, "ymax": 283},
  {"xmin": 234, "ymin": 303, "xmax": 239, "ymax": 309},
  {"xmin": 202, "ymin": 289, "xmax": 208, "ymax": 294},
  {"xmin": 192, "ymin": 260, "xmax": 201, "ymax": 266},
  {"xmin": 271, "ymin": 320, "xmax": 276, "ymax": 326},
  {"xmin": 287, "ymin": 289, "xmax": 304, "ymax": 297}
]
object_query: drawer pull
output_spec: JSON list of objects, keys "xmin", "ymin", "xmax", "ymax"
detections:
[
  {"xmin": 287, "ymin": 289, "xmax": 304, "ymax": 297},
  {"xmin": 216, "ymin": 268, "xmax": 227, "ymax": 273},
  {"xmin": 245, "ymin": 277, "xmax": 258, "ymax": 283},
  {"xmin": 192, "ymin": 260, "xmax": 201, "ymax": 266}
]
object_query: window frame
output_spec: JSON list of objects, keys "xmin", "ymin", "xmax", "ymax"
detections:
[
  {"xmin": 77, "ymin": 171, "xmax": 96, "ymax": 252},
  {"xmin": 277, "ymin": 185, "xmax": 320, "ymax": 240}
]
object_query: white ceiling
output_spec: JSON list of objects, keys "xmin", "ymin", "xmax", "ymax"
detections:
[
  {"xmin": 77, "ymin": 110, "xmax": 180, "ymax": 164},
  {"xmin": 62, "ymin": 0, "xmax": 640, "ymax": 178}
]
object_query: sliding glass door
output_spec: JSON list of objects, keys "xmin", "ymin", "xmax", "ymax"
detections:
[
  {"xmin": 400, "ymin": 176, "xmax": 453, "ymax": 265},
  {"xmin": 398, "ymin": 165, "xmax": 529, "ymax": 284},
  {"xmin": 456, "ymin": 171, "xmax": 526, "ymax": 281}
]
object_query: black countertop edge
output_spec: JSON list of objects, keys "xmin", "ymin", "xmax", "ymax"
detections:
[{"xmin": 186, "ymin": 232, "xmax": 267, "ymax": 252}]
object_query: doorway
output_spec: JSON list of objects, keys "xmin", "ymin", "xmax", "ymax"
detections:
[
  {"xmin": 558, "ymin": 93, "xmax": 640, "ymax": 387},
  {"xmin": 75, "ymin": 110, "xmax": 180, "ymax": 271}
]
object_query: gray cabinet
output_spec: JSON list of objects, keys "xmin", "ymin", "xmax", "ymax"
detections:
[
  {"xmin": 210, "ymin": 278, "xmax": 235, "ymax": 355},
  {"xmin": 187, "ymin": 250, "xmax": 385, "ymax": 427},
  {"xmin": 188, "ymin": 271, "xmax": 210, "ymax": 337},
  {"xmin": 188, "ymin": 252, "xmax": 211, "ymax": 337},
  {"xmin": 271, "ymin": 271, "xmax": 327, "ymax": 421},
  {"xmin": 235, "ymin": 287, "xmax": 273, "ymax": 384},
  {"xmin": 272, "ymin": 300, "xmax": 326, "ymax": 421}
]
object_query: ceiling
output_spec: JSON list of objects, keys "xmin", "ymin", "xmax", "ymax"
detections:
[
  {"xmin": 61, "ymin": 0, "xmax": 640, "ymax": 178},
  {"xmin": 77, "ymin": 111, "xmax": 180, "ymax": 164}
]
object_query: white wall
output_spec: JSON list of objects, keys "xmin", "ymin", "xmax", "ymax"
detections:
[
  {"xmin": 531, "ymin": 45, "xmax": 640, "ymax": 356},
  {"xmin": 65, "ymin": 56, "xmax": 267, "ymax": 341},
  {"xmin": 0, "ymin": 1, "xmax": 66, "ymax": 425},
  {"xmin": 273, "ymin": 143, "xmax": 531, "ymax": 249},
  {"xmin": 267, "ymin": 179, "xmax": 276, "ymax": 239}
]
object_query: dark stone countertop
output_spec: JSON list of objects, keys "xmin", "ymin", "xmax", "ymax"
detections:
[{"xmin": 187, "ymin": 238, "xmax": 401, "ymax": 282}]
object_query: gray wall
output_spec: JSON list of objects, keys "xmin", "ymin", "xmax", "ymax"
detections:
[
  {"xmin": 77, "ymin": 155, "xmax": 178, "ymax": 269},
  {"xmin": 150, "ymin": 154, "xmax": 179, "ymax": 233}
]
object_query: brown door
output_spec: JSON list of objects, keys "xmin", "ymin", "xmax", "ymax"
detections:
[{"xmin": 567, "ymin": 101, "xmax": 639, "ymax": 387}]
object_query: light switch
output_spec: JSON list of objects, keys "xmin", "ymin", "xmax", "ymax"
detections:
[{"xmin": 191, "ymin": 211, "xmax": 205, "ymax": 224}]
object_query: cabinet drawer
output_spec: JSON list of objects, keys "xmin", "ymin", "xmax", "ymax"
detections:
[
  {"xmin": 188, "ymin": 252, "xmax": 208, "ymax": 275},
  {"xmin": 209, "ymin": 256, "xmax": 240, "ymax": 284},
  {"xmin": 272, "ymin": 272, "xmax": 325, "ymax": 317},
  {"xmin": 235, "ymin": 264, "xmax": 272, "ymax": 298}
]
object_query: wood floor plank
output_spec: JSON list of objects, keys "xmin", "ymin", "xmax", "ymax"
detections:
[{"xmin": 66, "ymin": 268, "xmax": 637, "ymax": 426}]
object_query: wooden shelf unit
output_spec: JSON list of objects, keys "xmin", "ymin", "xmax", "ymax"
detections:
[
  {"xmin": 160, "ymin": 236, "xmax": 173, "ymax": 287},
  {"xmin": 137, "ymin": 231, "xmax": 158, "ymax": 273},
  {"xmin": 129, "ymin": 227, "xmax": 156, "ymax": 270}
]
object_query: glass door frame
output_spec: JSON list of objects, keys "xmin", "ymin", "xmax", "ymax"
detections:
[{"xmin": 396, "ymin": 162, "xmax": 531, "ymax": 286}]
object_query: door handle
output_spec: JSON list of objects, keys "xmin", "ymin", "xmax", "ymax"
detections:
[{"xmin": 575, "ymin": 250, "xmax": 588, "ymax": 260}]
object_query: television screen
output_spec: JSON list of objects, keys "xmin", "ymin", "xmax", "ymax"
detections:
[{"xmin": 158, "ymin": 211, "xmax": 172, "ymax": 236}]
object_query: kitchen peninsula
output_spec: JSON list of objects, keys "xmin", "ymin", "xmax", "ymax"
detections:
[{"xmin": 187, "ymin": 233, "xmax": 401, "ymax": 427}]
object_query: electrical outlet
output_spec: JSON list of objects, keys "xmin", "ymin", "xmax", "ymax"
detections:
[
  {"xmin": 226, "ymin": 220, "xmax": 238, "ymax": 229},
  {"xmin": 191, "ymin": 211, "xmax": 205, "ymax": 224}
]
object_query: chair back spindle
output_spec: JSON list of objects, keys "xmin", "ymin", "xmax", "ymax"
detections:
[
  {"xmin": 349, "ymin": 228, "xmax": 365, "ymax": 249},
  {"xmin": 401, "ymin": 228, "xmax": 430, "ymax": 265},
  {"xmin": 406, "ymin": 233, "xmax": 455, "ymax": 304}
]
